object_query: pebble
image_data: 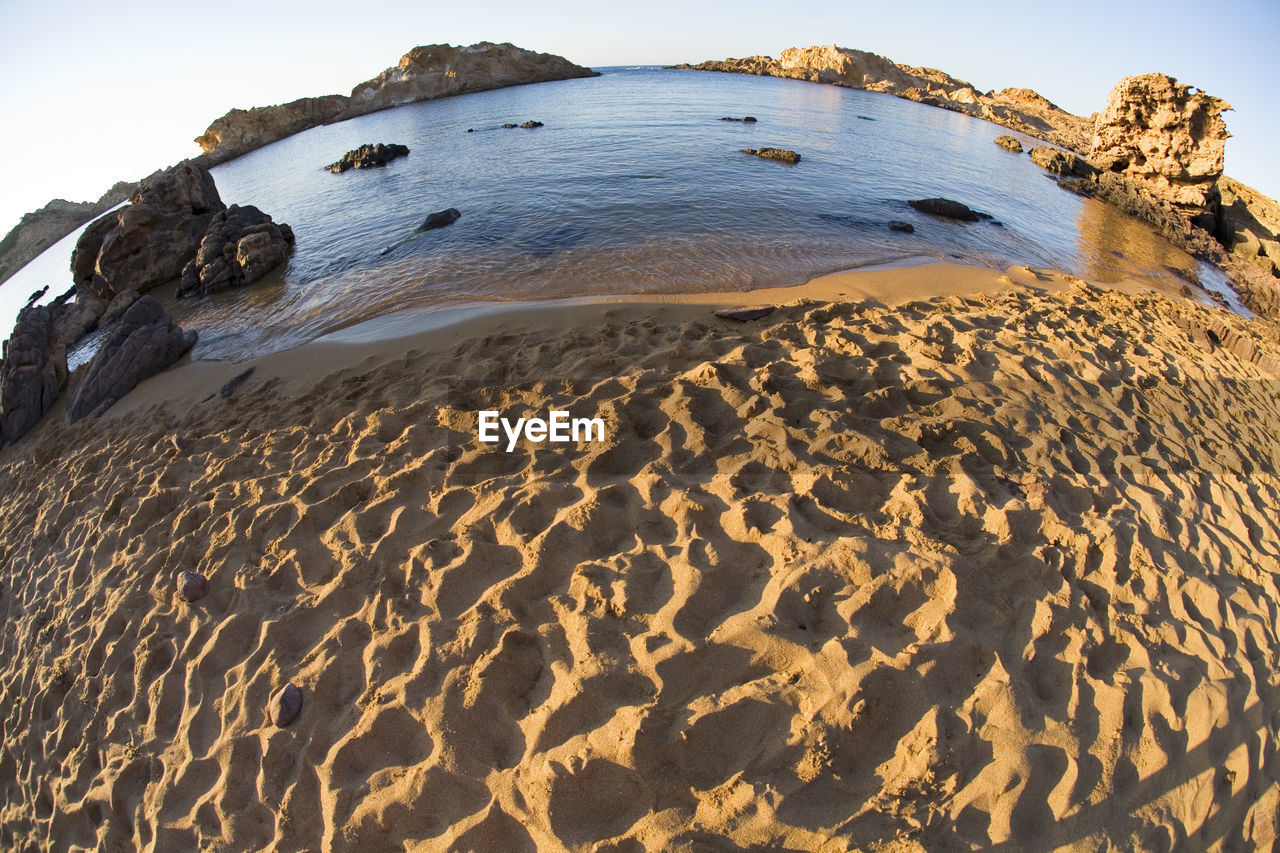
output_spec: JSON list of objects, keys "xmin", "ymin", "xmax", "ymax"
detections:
[
  {"xmin": 270, "ymin": 683, "xmax": 303, "ymax": 727},
  {"xmin": 177, "ymin": 571, "xmax": 208, "ymax": 602}
]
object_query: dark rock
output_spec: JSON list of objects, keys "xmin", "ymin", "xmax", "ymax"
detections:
[
  {"xmin": 714, "ymin": 306, "xmax": 776, "ymax": 321},
  {"xmin": 100, "ymin": 289, "xmax": 141, "ymax": 325},
  {"xmin": 177, "ymin": 205, "xmax": 295, "ymax": 299},
  {"xmin": 888, "ymin": 220, "xmax": 915, "ymax": 233},
  {"xmin": 71, "ymin": 162, "xmax": 225, "ymax": 300},
  {"xmin": 907, "ymin": 198, "xmax": 992, "ymax": 222},
  {"xmin": 325, "ymin": 143, "xmax": 409, "ymax": 173},
  {"xmin": 1029, "ymin": 146, "xmax": 1097, "ymax": 179},
  {"xmin": 501, "ymin": 123, "xmax": 518, "ymax": 129},
  {"xmin": 856, "ymin": 115, "xmax": 877, "ymax": 121},
  {"xmin": 740, "ymin": 148, "xmax": 801, "ymax": 164},
  {"xmin": 520, "ymin": 120, "xmax": 544, "ymax": 129},
  {"xmin": 53, "ymin": 294, "xmax": 108, "ymax": 348},
  {"xmin": 220, "ymin": 367, "xmax": 255, "ymax": 398},
  {"xmin": 65, "ymin": 296, "xmax": 196, "ymax": 422},
  {"xmin": 466, "ymin": 128, "xmax": 474, "ymax": 133},
  {"xmin": 0, "ymin": 303, "xmax": 66, "ymax": 444},
  {"xmin": 270, "ymin": 683, "xmax": 303, "ymax": 727},
  {"xmin": 26, "ymin": 286, "xmax": 48, "ymax": 305},
  {"xmin": 416, "ymin": 208, "xmax": 462, "ymax": 233},
  {"xmin": 720, "ymin": 116, "xmax": 757, "ymax": 122},
  {"xmin": 177, "ymin": 571, "xmax": 208, "ymax": 602},
  {"xmin": 994, "ymin": 135, "xmax": 1023, "ymax": 153}
]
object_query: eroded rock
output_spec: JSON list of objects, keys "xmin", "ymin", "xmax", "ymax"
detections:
[
  {"xmin": 66, "ymin": 296, "xmax": 196, "ymax": 422},
  {"xmin": 740, "ymin": 148, "xmax": 801, "ymax": 164},
  {"xmin": 177, "ymin": 206, "xmax": 295, "ymax": 299},
  {"xmin": 1029, "ymin": 146, "xmax": 1098, "ymax": 179},
  {"xmin": 326, "ymin": 143, "xmax": 409, "ymax": 173},
  {"xmin": 994, "ymin": 135, "xmax": 1023, "ymax": 153}
]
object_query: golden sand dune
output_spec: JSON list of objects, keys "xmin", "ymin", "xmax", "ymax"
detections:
[{"xmin": 2, "ymin": 272, "xmax": 1280, "ymax": 851}]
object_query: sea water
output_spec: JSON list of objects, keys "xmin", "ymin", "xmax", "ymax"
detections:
[{"xmin": 0, "ymin": 67, "xmax": 1243, "ymax": 361}]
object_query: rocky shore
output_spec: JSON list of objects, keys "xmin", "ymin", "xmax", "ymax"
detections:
[{"xmin": 677, "ymin": 46, "xmax": 1280, "ymax": 314}]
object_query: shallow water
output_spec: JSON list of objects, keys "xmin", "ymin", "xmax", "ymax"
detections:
[{"xmin": 0, "ymin": 67, "xmax": 1244, "ymax": 360}]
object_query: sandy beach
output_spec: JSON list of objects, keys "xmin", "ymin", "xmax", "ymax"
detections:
[{"xmin": 2, "ymin": 260, "xmax": 1279, "ymax": 851}]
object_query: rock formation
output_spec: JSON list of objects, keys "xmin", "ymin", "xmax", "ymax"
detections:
[
  {"xmin": 0, "ymin": 303, "xmax": 66, "ymax": 445},
  {"xmin": 1089, "ymin": 74, "xmax": 1230, "ymax": 222},
  {"xmin": 195, "ymin": 43, "xmax": 597, "ymax": 166},
  {"xmin": 0, "ymin": 182, "xmax": 138, "ymax": 287},
  {"xmin": 676, "ymin": 45, "xmax": 1093, "ymax": 151},
  {"xmin": 994, "ymin": 136, "xmax": 1023, "ymax": 153},
  {"xmin": 417, "ymin": 208, "xmax": 461, "ymax": 232},
  {"xmin": 65, "ymin": 296, "xmax": 196, "ymax": 422},
  {"xmin": 908, "ymin": 198, "xmax": 992, "ymax": 222},
  {"xmin": 1028, "ymin": 146, "xmax": 1097, "ymax": 179},
  {"xmin": 326, "ymin": 143, "xmax": 410, "ymax": 173},
  {"xmin": 71, "ymin": 162, "xmax": 224, "ymax": 301},
  {"xmin": 177, "ymin": 205, "xmax": 295, "ymax": 298},
  {"xmin": 740, "ymin": 148, "xmax": 801, "ymax": 163}
]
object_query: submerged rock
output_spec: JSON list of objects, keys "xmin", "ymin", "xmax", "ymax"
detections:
[
  {"xmin": 0, "ymin": 303, "xmax": 66, "ymax": 445},
  {"xmin": 417, "ymin": 208, "xmax": 462, "ymax": 232},
  {"xmin": 907, "ymin": 198, "xmax": 991, "ymax": 222},
  {"xmin": 71, "ymin": 162, "xmax": 225, "ymax": 301},
  {"xmin": 326, "ymin": 143, "xmax": 409, "ymax": 173},
  {"xmin": 520, "ymin": 120, "xmax": 544, "ymax": 129},
  {"xmin": 177, "ymin": 205, "xmax": 295, "ymax": 299},
  {"xmin": 740, "ymin": 147, "xmax": 801, "ymax": 164},
  {"xmin": 720, "ymin": 116, "xmax": 758, "ymax": 122},
  {"xmin": 888, "ymin": 220, "xmax": 915, "ymax": 233},
  {"xmin": 994, "ymin": 135, "xmax": 1023, "ymax": 153},
  {"xmin": 66, "ymin": 296, "xmax": 196, "ymax": 422},
  {"xmin": 270, "ymin": 683, "xmax": 303, "ymax": 727}
]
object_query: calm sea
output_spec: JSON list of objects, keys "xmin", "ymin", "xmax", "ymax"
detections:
[{"xmin": 0, "ymin": 67, "xmax": 1244, "ymax": 361}]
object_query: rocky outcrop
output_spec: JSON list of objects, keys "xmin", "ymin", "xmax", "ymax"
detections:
[
  {"xmin": 71, "ymin": 162, "xmax": 225, "ymax": 301},
  {"xmin": 740, "ymin": 147, "xmax": 801, "ymax": 163},
  {"xmin": 994, "ymin": 136, "xmax": 1023, "ymax": 153},
  {"xmin": 65, "ymin": 296, "xmax": 195, "ymax": 422},
  {"xmin": 194, "ymin": 43, "xmax": 597, "ymax": 166},
  {"xmin": 326, "ymin": 143, "xmax": 410, "ymax": 173},
  {"xmin": 0, "ymin": 303, "xmax": 66, "ymax": 445},
  {"xmin": 676, "ymin": 45, "xmax": 1093, "ymax": 151},
  {"xmin": 177, "ymin": 205, "xmax": 295, "ymax": 298},
  {"xmin": 1029, "ymin": 146, "xmax": 1097, "ymax": 179},
  {"xmin": 1218, "ymin": 176, "xmax": 1280, "ymax": 282},
  {"xmin": 1089, "ymin": 73, "xmax": 1230, "ymax": 221},
  {"xmin": 908, "ymin": 198, "xmax": 992, "ymax": 222},
  {"xmin": 0, "ymin": 182, "xmax": 137, "ymax": 287}
]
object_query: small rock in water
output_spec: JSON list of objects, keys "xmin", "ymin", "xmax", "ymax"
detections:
[
  {"xmin": 502, "ymin": 123, "xmax": 518, "ymax": 129},
  {"xmin": 465, "ymin": 128, "xmax": 474, "ymax": 133},
  {"xmin": 719, "ymin": 116, "xmax": 757, "ymax": 122},
  {"xmin": 270, "ymin": 683, "xmax": 303, "ymax": 727},
  {"xmin": 856, "ymin": 115, "xmax": 876, "ymax": 121},
  {"xmin": 994, "ymin": 135, "xmax": 1024, "ymax": 153},
  {"xmin": 177, "ymin": 571, "xmax": 208, "ymax": 602},
  {"xmin": 888, "ymin": 220, "xmax": 915, "ymax": 233},
  {"xmin": 907, "ymin": 198, "xmax": 992, "ymax": 223},
  {"xmin": 714, "ymin": 306, "xmax": 777, "ymax": 322},
  {"xmin": 416, "ymin": 208, "xmax": 461, "ymax": 233},
  {"xmin": 740, "ymin": 147, "xmax": 801, "ymax": 164},
  {"xmin": 326, "ymin": 143, "xmax": 409, "ymax": 173},
  {"xmin": 520, "ymin": 120, "xmax": 544, "ymax": 129}
]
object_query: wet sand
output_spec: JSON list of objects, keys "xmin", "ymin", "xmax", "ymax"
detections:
[{"xmin": 2, "ymin": 261, "xmax": 1280, "ymax": 851}]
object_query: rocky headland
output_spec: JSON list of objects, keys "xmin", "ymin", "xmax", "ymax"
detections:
[
  {"xmin": 193, "ymin": 43, "xmax": 597, "ymax": 167},
  {"xmin": 0, "ymin": 182, "xmax": 137, "ymax": 287},
  {"xmin": 678, "ymin": 44, "xmax": 1280, "ymax": 316}
]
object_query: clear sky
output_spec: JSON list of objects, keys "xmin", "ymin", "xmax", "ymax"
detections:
[{"xmin": 1, "ymin": 0, "xmax": 1276, "ymax": 235}]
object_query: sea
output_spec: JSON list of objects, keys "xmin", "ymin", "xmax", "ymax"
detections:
[{"xmin": 0, "ymin": 66, "xmax": 1246, "ymax": 363}]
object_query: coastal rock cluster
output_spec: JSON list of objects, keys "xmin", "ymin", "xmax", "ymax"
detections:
[
  {"xmin": 177, "ymin": 205, "xmax": 295, "ymax": 299},
  {"xmin": 326, "ymin": 143, "xmax": 410, "ymax": 173},
  {"xmin": 194, "ymin": 43, "xmax": 597, "ymax": 166},
  {"xmin": 0, "ymin": 303, "xmax": 64, "ymax": 444}
]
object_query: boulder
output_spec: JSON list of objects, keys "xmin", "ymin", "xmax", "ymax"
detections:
[
  {"xmin": 994, "ymin": 135, "xmax": 1023, "ymax": 153},
  {"xmin": 1088, "ymin": 73, "xmax": 1230, "ymax": 219},
  {"xmin": 71, "ymin": 162, "xmax": 225, "ymax": 300},
  {"xmin": 65, "ymin": 296, "xmax": 196, "ymax": 422},
  {"xmin": 100, "ymin": 289, "xmax": 141, "ymax": 325},
  {"xmin": 194, "ymin": 43, "xmax": 599, "ymax": 166},
  {"xmin": 326, "ymin": 143, "xmax": 409, "ymax": 173},
  {"xmin": 417, "ymin": 208, "xmax": 461, "ymax": 232},
  {"xmin": 177, "ymin": 205, "xmax": 295, "ymax": 299},
  {"xmin": 0, "ymin": 303, "xmax": 66, "ymax": 444},
  {"xmin": 908, "ymin": 198, "xmax": 991, "ymax": 222},
  {"xmin": 740, "ymin": 148, "xmax": 801, "ymax": 163},
  {"xmin": 1029, "ymin": 146, "xmax": 1097, "ymax": 179},
  {"xmin": 52, "ymin": 292, "xmax": 108, "ymax": 349}
]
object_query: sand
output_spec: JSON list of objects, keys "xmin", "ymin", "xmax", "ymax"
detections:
[{"xmin": 2, "ymin": 261, "xmax": 1280, "ymax": 851}]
